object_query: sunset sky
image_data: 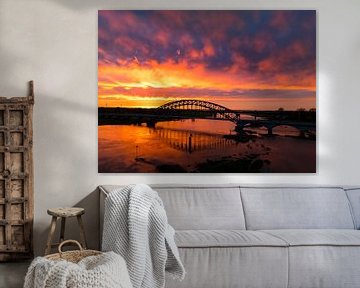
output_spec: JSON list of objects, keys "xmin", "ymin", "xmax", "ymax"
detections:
[{"xmin": 98, "ymin": 10, "xmax": 316, "ymax": 110}]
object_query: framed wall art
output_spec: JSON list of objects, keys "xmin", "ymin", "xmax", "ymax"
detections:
[{"xmin": 98, "ymin": 10, "xmax": 316, "ymax": 173}]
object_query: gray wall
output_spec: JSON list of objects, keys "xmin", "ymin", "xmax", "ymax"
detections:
[{"xmin": 0, "ymin": 0, "xmax": 359, "ymax": 256}]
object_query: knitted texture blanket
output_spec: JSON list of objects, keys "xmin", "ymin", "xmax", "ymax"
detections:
[
  {"xmin": 24, "ymin": 251, "xmax": 132, "ymax": 288},
  {"xmin": 102, "ymin": 184, "xmax": 185, "ymax": 288}
]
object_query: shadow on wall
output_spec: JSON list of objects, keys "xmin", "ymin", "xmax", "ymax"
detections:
[
  {"xmin": 39, "ymin": 188, "xmax": 100, "ymax": 256},
  {"xmin": 32, "ymin": 91, "xmax": 98, "ymax": 256},
  {"xmin": 0, "ymin": 0, "xmax": 111, "ymax": 257},
  {"xmin": 73, "ymin": 187, "xmax": 100, "ymax": 250}
]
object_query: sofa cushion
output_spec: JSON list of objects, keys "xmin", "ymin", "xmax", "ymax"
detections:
[
  {"xmin": 175, "ymin": 230, "xmax": 287, "ymax": 248},
  {"xmin": 262, "ymin": 229, "xmax": 360, "ymax": 246},
  {"xmin": 241, "ymin": 187, "xmax": 355, "ymax": 230},
  {"xmin": 261, "ymin": 230, "xmax": 360, "ymax": 288},
  {"xmin": 154, "ymin": 186, "xmax": 246, "ymax": 230},
  {"xmin": 288, "ymin": 246, "xmax": 360, "ymax": 288},
  {"xmin": 165, "ymin": 247, "xmax": 288, "ymax": 288}
]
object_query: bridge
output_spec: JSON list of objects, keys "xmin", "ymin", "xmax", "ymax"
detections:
[
  {"xmin": 157, "ymin": 99, "xmax": 240, "ymax": 123},
  {"xmin": 235, "ymin": 119, "xmax": 316, "ymax": 135},
  {"xmin": 158, "ymin": 100, "xmax": 316, "ymax": 135},
  {"xmin": 99, "ymin": 99, "xmax": 316, "ymax": 136}
]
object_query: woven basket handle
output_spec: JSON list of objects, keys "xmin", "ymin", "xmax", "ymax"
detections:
[{"xmin": 58, "ymin": 240, "xmax": 83, "ymax": 255}]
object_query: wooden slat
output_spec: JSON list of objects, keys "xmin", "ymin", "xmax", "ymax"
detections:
[
  {"xmin": 0, "ymin": 199, "xmax": 27, "ymax": 205},
  {"xmin": 25, "ymin": 82, "xmax": 33, "ymax": 258},
  {"xmin": 0, "ymin": 175, "xmax": 27, "ymax": 181},
  {"xmin": 0, "ymin": 244, "xmax": 28, "ymax": 252},
  {"xmin": 0, "ymin": 219, "xmax": 27, "ymax": 225},
  {"xmin": 0, "ymin": 147, "xmax": 26, "ymax": 153},
  {"xmin": 0, "ymin": 97, "xmax": 33, "ymax": 104},
  {"xmin": 0, "ymin": 126, "xmax": 26, "ymax": 130}
]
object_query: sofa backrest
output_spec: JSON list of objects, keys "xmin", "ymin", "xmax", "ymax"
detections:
[
  {"xmin": 100, "ymin": 185, "xmax": 358, "ymax": 232},
  {"xmin": 240, "ymin": 187, "xmax": 355, "ymax": 230},
  {"xmin": 153, "ymin": 185, "xmax": 246, "ymax": 230}
]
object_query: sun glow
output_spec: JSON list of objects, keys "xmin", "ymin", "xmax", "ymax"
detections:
[{"xmin": 98, "ymin": 11, "xmax": 316, "ymax": 110}]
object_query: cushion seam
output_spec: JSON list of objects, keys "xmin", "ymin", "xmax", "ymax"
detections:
[
  {"xmin": 344, "ymin": 190, "xmax": 358, "ymax": 229},
  {"xmin": 101, "ymin": 185, "xmax": 347, "ymax": 193},
  {"xmin": 239, "ymin": 187, "xmax": 248, "ymax": 230},
  {"xmin": 258, "ymin": 231, "xmax": 360, "ymax": 247},
  {"xmin": 177, "ymin": 245, "xmax": 288, "ymax": 248},
  {"xmin": 344, "ymin": 187, "xmax": 360, "ymax": 191},
  {"xmin": 261, "ymin": 231, "xmax": 291, "ymax": 246},
  {"xmin": 177, "ymin": 244, "xmax": 360, "ymax": 248},
  {"xmin": 287, "ymin": 246, "xmax": 290, "ymax": 288},
  {"xmin": 289, "ymin": 244, "xmax": 360, "ymax": 247}
]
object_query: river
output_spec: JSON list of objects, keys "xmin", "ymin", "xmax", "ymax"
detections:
[{"xmin": 98, "ymin": 119, "xmax": 316, "ymax": 173}]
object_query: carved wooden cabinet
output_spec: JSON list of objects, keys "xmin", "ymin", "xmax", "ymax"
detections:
[{"xmin": 0, "ymin": 81, "xmax": 34, "ymax": 261}]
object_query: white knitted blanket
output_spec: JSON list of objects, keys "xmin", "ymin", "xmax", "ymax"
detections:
[
  {"xmin": 24, "ymin": 251, "xmax": 132, "ymax": 288},
  {"xmin": 102, "ymin": 184, "xmax": 185, "ymax": 288}
]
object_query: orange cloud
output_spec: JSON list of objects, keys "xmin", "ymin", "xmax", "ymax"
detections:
[
  {"xmin": 203, "ymin": 40, "xmax": 216, "ymax": 57},
  {"xmin": 98, "ymin": 11, "xmax": 316, "ymax": 110},
  {"xmin": 98, "ymin": 56, "xmax": 315, "ymax": 109},
  {"xmin": 99, "ymin": 59, "xmax": 314, "ymax": 97}
]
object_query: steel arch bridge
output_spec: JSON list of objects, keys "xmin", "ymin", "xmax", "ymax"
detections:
[{"xmin": 157, "ymin": 99, "xmax": 240, "ymax": 122}]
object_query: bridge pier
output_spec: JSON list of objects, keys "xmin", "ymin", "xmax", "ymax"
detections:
[
  {"xmin": 146, "ymin": 120, "xmax": 157, "ymax": 128},
  {"xmin": 299, "ymin": 130, "xmax": 306, "ymax": 138},
  {"xmin": 267, "ymin": 127, "xmax": 273, "ymax": 135},
  {"xmin": 235, "ymin": 123, "xmax": 244, "ymax": 133}
]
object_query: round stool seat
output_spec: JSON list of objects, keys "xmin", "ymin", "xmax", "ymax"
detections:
[
  {"xmin": 45, "ymin": 207, "xmax": 87, "ymax": 255},
  {"xmin": 47, "ymin": 207, "xmax": 85, "ymax": 218}
]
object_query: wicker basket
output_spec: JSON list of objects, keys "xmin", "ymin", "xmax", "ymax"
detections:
[{"xmin": 45, "ymin": 240, "xmax": 102, "ymax": 263}]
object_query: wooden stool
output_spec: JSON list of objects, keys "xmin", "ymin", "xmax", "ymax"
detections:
[{"xmin": 45, "ymin": 207, "xmax": 87, "ymax": 255}]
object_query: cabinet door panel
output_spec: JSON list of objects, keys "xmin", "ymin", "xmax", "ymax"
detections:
[{"xmin": 0, "ymin": 95, "xmax": 33, "ymax": 261}]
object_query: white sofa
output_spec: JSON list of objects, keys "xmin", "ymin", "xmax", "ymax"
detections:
[{"xmin": 99, "ymin": 185, "xmax": 360, "ymax": 288}]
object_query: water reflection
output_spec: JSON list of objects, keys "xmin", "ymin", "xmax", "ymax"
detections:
[
  {"xmin": 98, "ymin": 119, "xmax": 316, "ymax": 173},
  {"xmin": 152, "ymin": 128, "xmax": 234, "ymax": 153}
]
